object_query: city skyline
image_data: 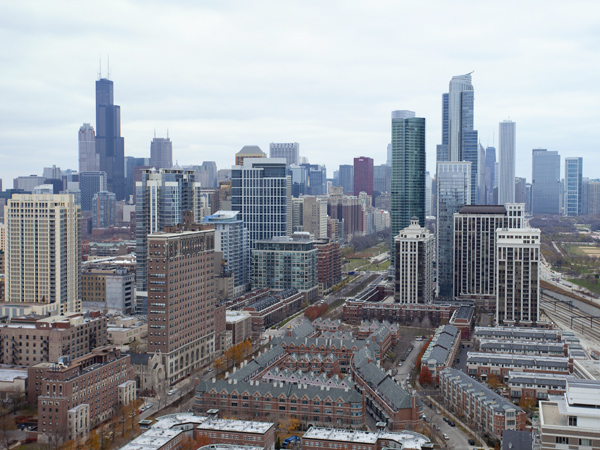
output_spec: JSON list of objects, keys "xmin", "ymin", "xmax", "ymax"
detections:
[{"xmin": 1, "ymin": 2, "xmax": 600, "ymax": 185}]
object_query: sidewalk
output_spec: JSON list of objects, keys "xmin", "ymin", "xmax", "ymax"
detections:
[{"xmin": 428, "ymin": 396, "xmax": 491, "ymax": 450}]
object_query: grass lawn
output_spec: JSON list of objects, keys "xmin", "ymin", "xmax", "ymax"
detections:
[
  {"xmin": 343, "ymin": 259, "xmax": 368, "ymax": 271},
  {"xmin": 569, "ymin": 277, "xmax": 600, "ymax": 295}
]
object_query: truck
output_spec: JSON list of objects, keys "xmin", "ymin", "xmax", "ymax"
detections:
[{"xmin": 282, "ymin": 436, "xmax": 301, "ymax": 448}]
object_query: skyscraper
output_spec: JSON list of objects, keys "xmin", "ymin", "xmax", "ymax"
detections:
[
  {"xmin": 235, "ymin": 145, "xmax": 266, "ymax": 166},
  {"xmin": 79, "ymin": 171, "xmax": 107, "ymax": 212},
  {"xmin": 135, "ymin": 168, "xmax": 202, "ymax": 290},
  {"xmin": 531, "ymin": 149, "xmax": 560, "ymax": 215},
  {"xmin": 498, "ymin": 120, "xmax": 516, "ymax": 205},
  {"xmin": 270, "ymin": 142, "xmax": 300, "ymax": 166},
  {"xmin": 150, "ymin": 136, "xmax": 173, "ymax": 169},
  {"xmin": 338, "ymin": 165, "xmax": 354, "ymax": 194},
  {"xmin": 484, "ymin": 147, "xmax": 496, "ymax": 205},
  {"xmin": 78, "ymin": 123, "xmax": 98, "ymax": 173},
  {"xmin": 353, "ymin": 156, "xmax": 374, "ymax": 196},
  {"xmin": 92, "ymin": 190, "xmax": 117, "ymax": 229},
  {"xmin": 231, "ymin": 158, "xmax": 291, "ymax": 247},
  {"xmin": 5, "ymin": 194, "xmax": 81, "ymax": 314},
  {"xmin": 436, "ymin": 161, "xmax": 471, "ymax": 298},
  {"xmin": 564, "ymin": 157, "xmax": 583, "ymax": 216},
  {"xmin": 374, "ymin": 164, "xmax": 392, "ymax": 194},
  {"xmin": 95, "ymin": 78, "xmax": 126, "ymax": 200},
  {"xmin": 390, "ymin": 110, "xmax": 426, "ymax": 265}
]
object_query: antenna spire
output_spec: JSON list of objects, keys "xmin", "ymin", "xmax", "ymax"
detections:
[{"xmin": 98, "ymin": 55, "xmax": 102, "ymax": 79}]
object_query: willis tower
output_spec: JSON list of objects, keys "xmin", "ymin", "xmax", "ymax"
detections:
[{"xmin": 96, "ymin": 77, "xmax": 125, "ymax": 200}]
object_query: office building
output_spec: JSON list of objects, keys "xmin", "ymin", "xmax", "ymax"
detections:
[
  {"xmin": 13, "ymin": 175, "xmax": 46, "ymax": 192},
  {"xmin": 484, "ymin": 146, "xmax": 496, "ymax": 205},
  {"xmin": 441, "ymin": 73, "xmax": 475, "ymax": 162},
  {"xmin": 498, "ymin": 120, "xmax": 516, "ymax": 205},
  {"xmin": 95, "ymin": 77, "xmax": 126, "ymax": 200},
  {"xmin": 425, "ymin": 171, "xmax": 432, "ymax": 216},
  {"xmin": 205, "ymin": 210, "xmax": 250, "ymax": 296},
  {"xmin": 79, "ymin": 171, "xmax": 106, "ymax": 212},
  {"xmin": 269, "ymin": 142, "xmax": 299, "ymax": 166},
  {"xmin": 147, "ymin": 228, "xmax": 216, "ymax": 384},
  {"xmin": 327, "ymin": 194, "xmax": 364, "ymax": 241},
  {"xmin": 374, "ymin": 164, "xmax": 391, "ymax": 194},
  {"xmin": 453, "ymin": 204, "xmax": 525, "ymax": 310},
  {"xmin": 150, "ymin": 136, "xmax": 173, "ymax": 169},
  {"xmin": 353, "ymin": 156, "xmax": 374, "ymax": 196},
  {"xmin": 235, "ymin": 145, "xmax": 266, "ymax": 166},
  {"xmin": 194, "ymin": 161, "xmax": 218, "ymax": 188},
  {"xmin": 251, "ymin": 234, "xmax": 318, "ymax": 300},
  {"xmin": 515, "ymin": 177, "xmax": 526, "ymax": 204},
  {"xmin": 390, "ymin": 110, "xmax": 426, "ymax": 265},
  {"xmin": 564, "ymin": 157, "xmax": 583, "ymax": 216},
  {"xmin": 291, "ymin": 196, "xmax": 328, "ymax": 238},
  {"xmin": 394, "ymin": 217, "xmax": 434, "ymax": 304},
  {"xmin": 78, "ymin": 123, "xmax": 98, "ymax": 173},
  {"xmin": 532, "ymin": 149, "xmax": 561, "ymax": 214},
  {"xmin": 436, "ymin": 161, "xmax": 471, "ymax": 298},
  {"xmin": 302, "ymin": 163, "xmax": 327, "ymax": 195},
  {"xmin": 92, "ymin": 190, "xmax": 116, "ymax": 229},
  {"xmin": 289, "ymin": 164, "xmax": 308, "ymax": 197},
  {"xmin": 582, "ymin": 177, "xmax": 590, "ymax": 215},
  {"xmin": 135, "ymin": 168, "xmax": 202, "ymax": 290},
  {"xmin": 589, "ymin": 180, "xmax": 600, "ymax": 215},
  {"xmin": 496, "ymin": 228, "xmax": 541, "ymax": 325},
  {"xmin": 338, "ymin": 164, "xmax": 354, "ymax": 194},
  {"xmin": 5, "ymin": 194, "xmax": 81, "ymax": 314},
  {"xmin": 231, "ymin": 158, "xmax": 291, "ymax": 247}
]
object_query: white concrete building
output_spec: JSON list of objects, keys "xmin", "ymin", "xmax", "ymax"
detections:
[{"xmin": 498, "ymin": 120, "xmax": 516, "ymax": 205}]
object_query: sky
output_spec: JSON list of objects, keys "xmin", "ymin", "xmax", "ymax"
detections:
[{"xmin": 1, "ymin": 0, "xmax": 600, "ymax": 186}]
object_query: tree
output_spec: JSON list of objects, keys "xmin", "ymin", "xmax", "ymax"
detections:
[
  {"xmin": 180, "ymin": 436, "xmax": 203, "ymax": 450},
  {"xmin": 214, "ymin": 356, "xmax": 225, "ymax": 374},
  {"xmin": 276, "ymin": 436, "xmax": 282, "ymax": 450},
  {"xmin": 86, "ymin": 430, "xmax": 100, "ymax": 450},
  {"xmin": 129, "ymin": 339, "xmax": 146, "ymax": 354},
  {"xmin": 418, "ymin": 366, "xmax": 433, "ymax": 386},
  {"xmin": 519, "ymin": 395, "xmax": 537, "ymax": 415},
  {"xmin": 0, "ymin": 415, "xmax": 16, "ymax": 450},
  {"xmin": 487, "ymin": 374, "xmax": 502, "ymax": 390}
]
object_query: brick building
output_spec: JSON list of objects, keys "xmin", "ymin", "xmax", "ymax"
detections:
[
  {"xmin": 194, "ymin": 415, "xmax": 275, "ymax": 450},
  {"xmin": 314, "ymin": 238, "xmax": 342, "ymax": 296},
  {"xmin": 439, "ymin": 367, "xmax": 526, "ymax": 439},
  {"xmin": 147, "ymin": 228, "xmax": 216, "ymax": 384},
  {"xmin": 28, "ymin": 347, "xmax": 135, "ymax": 442},
  {"xmin": 507, "ymin": 371, "xmax": 574, "ymax": 401},
  {"xmin": 0, "ymin": 312, "xmax": 107, "ymax": 366},
  {"xmin": 466, "ymin": 353, "xmax": 572, "ymax": 380},
  {"xmin": 226, "ymin": 311, "xmax": 253, "ymax": 345},
  {"xmin": 81, "ymin": 267, "xmax": 134, "ymax": 314},
  {"xmin": 421, "ymin": 324, "xmax": 461, "ymax": 376},
  {"xmin": 302, "ymin": 426, "xmax": 432, "ymax": 450},
  {"xmin": 343, "ymin": 300, "xmax": 459, "ymax": 325}
]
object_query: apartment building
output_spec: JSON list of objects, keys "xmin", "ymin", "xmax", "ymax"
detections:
[
  {"xmin": 302, "ymin": 427, "xmax": 431, "ymax": 450},
  {"xmin": 466, "ymin": 353, "xmax": 571, "ymax": 380},
  {"xmin": 28, "ymin": 347, "xmax": 134, "ymax": 442},
  {"xmin": 421, "ymin": 324, "xmax": 461, "ymax": 375},
  {"xmin": 439, "ymin": 367, "xmax": 526, "ymax": 439},
  {"xmin": 473, "ymin": 327, "xmax": 561, "ymax": 343},
  {"xmin": 476, "ymin": 339, "xmax": 565, "ymax": 357},
  {"xmin": 507, "ymin": 371, "xmax": 574, "ymax": 401},
  {"xmin": 81, "ymin": 267, "xmax": 134, "ymax": 314},
  {"xmin": 314, "ymin": 238, "xmax": 342, "ymax": 296},
  {"xmin": 147, "ymin": 228, "xmax": 216, "ymax": 384},
  {"xmin": 0, "ymin": 312, "xmax": 107, "ymax": 366}
]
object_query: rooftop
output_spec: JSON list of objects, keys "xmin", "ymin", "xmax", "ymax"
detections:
[
  {"xmin": 457, "ymin": 205, "xmax": 507, "ymax": 215},
  {"xmin": 302, "ymin": 426, "xmax": 430, "ymax": 449}
]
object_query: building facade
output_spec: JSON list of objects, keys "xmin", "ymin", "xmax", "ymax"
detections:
[
  {"xmin": 353, "ymin": 156, "xmax": 374, "ymax": 197},
  {"xmin": 147, "ymin": 229, "xmax": 216, "ymax": 384},
  {"xmin": 338, "ymin": 165, "xmax": 354, "ymax": 195},
  {"xmin": 235, "ymin": 145, "xmax": 266, "ymax": 166},
  {"xmin": 314, "ymin": 238, "xmax": 342, "ymax": 296},
  {"xmin": 269, "ymin": 142, "xmax": 299, "ymax": 166},
  {"xmin": 564, "ymin": 157, "xmax": 583, "ymax": 216},
  {"xmin": 436, "ymin": 161, "xmax": 471, "ymax": 298},
  {"xmin": 390, "ymin": 110, "xmax": 426, "ymax": 266},
  {"xmin": 79, "ymin": 171, "xmax": 107, "ymax": 212},
  {"xmin": 394, "ymin": 217, "xmax": 434, "ymax": 304},
  {"xmin": 78, "ymin": 123, "xmax": 98, "ymax": 173},
  {"xmin": 498, "ymin": 120, "xmax": 516, "ymax": 205},
  {"xmin": 92, "ymin": 190, "xmax": 116, "ymax": 229},
  {"xmin": 5, "ymin": 194, "xmax": 81, "ymax": 314},
  {"xmin": 496, "ymin": 228, "xmax": 541, "ymax": 325},
  {"xmin": 81, "ymin": 267, "xmax": 134, "ymax": 314},
  {"xmin": 150, "ymin": 136, "xmax": 173, "ymax": 170},
  {"xmin": 532, "ymin": 149, "xmax": 561, "ymax": 215}
]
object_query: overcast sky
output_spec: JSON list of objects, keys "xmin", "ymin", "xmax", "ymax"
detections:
[{"xmin": 1, "ymin": 0, "xmax": 600, "ymax": 186}]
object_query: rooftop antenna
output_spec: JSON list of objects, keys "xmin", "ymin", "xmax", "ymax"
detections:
[
  {"xmin": 154, "ymin": 129, "xmax": 156, "ymax": 139},
  {"xmin": 167, "ymin": 129, "xmax": 169, "ymax": 139},
  {"xmin": 98, "ymin": 55, "xmax": 102, "ymax": 79}
]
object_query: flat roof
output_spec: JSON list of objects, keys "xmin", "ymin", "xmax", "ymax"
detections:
[
  {"xmin": 197, "ymin": 418, "xmax": 273, "ymax": 434},
  {"xmin": 302, "ymin": 427, "xmax": 430, "ymax": 448}
]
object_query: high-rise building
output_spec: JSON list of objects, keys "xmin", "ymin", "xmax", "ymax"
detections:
[
  {"xmin": 5, "ymin": 194, "xmax": 81, "ymax": 314},
  {"xmin": 314, "ymin": 238, "xmax": 342, "ymax": 296},
  {"xmin": 92, "ymin": 190, "xmax": 117, "ymax": 229},
  {"xmin": 147, "ymin": 228, "xmax": 216, "ymax": 384},
  {"xmin": 338, "ymin": 164, "xmax": 354, "ymax": 195},
  {"xmin": 135, "ymin": 168, "xmax": 202, "ymax": 290},
  {"xmin": 589, "ymin": 180, "xmax": 600, "ymax": 215},
  {"xmin": 484, "ymin": 147, "xmax": 496, "ymax": 205},
  {"xmin": 498, "ymin": 120, "xmax": 516, "ymax": 205},
  {"xmin": 95, "ymin": 78, "xmax": 125, "ymax": 200},
  {"xmin": 374, "ymin": 164, "xmax": 392, "ymax": 194},
  {"xmin": 353, "ymin": 157, "xmax": 374, "ymax": 197},
  {"xmin": 436, "ymin": 161, "xmax": 471, "ymax": 298},
  {"xmin": 13, "ymin": 175, "xmax": 46, "ymax": 192},
  {"xmin": 195, "ymin": 161, "xmax": 218, "ymax": 189},
  {"xmin": 394, "ymin": 217, "xmax": 434, "ymax": 304},
  {"xmin": 532, "ymin": 149, "xmax": 561, "ymax": 215},
  {"xmin": 291, "ymin": 196, "xmax": 328, "ymax": 239},
  {"xmin": 564, "ymin": 157, "xmax": 583, "ymax": 216},
  {"xmin": 204, "ymin": 210, "xmax": 250, "ymax": 296},
  {"xmin": 235, "ymin": 145, "xmax": 266, "ymax": 166},
  {"xmin": 453, "ymin": 204, "xmax": 525, "ymax": 310},
  {"xmin": 302, "ymin": 164, "xmax": 327, "ymax": 195},
  {"xmin": 270, "ymin": 142, "xmax": 299, "ymax": 166},
  {"xmin": 231, "ymin": 158, "xmax": 291, "ymax": 247},
  {"xmin": 425, "ymin": 172, "xmax": 433, "ymax": 216},
  {"xmin": 150, "ymin": 136, "xmax": 173, "ymax": 169},
  {"xmin": 582, "ymin": 177, "xmax": 590, "ymax": 215},
  {"xmin": 289, "ymin": 164, "xmax": 308, "ymax": 197},
  {"xmin": 515, "ymin": 177, "xmax": 526, "ymax": 204},
  {"xmin": 251, "ymin": 234, "xmax": 318, "ymax": 300},
  {"xmin": 79, "ymin": 171, "xmax": 107, "ymax": 212},
  {"xmin": 386, "ymin": 143, "xmax": 392, "ymax": 167},
  {"xmin": 78, "ymin": 123, "xmax": 98, "ymax": 172},
  {"xmin": 496, "ymin": 228, "xmax": 540, "ymax": 325},
  {"xmin": 390, "ymin": 110, "xmax": 426, "ymax": 265}
]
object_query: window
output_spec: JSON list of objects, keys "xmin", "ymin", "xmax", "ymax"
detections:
[
  {"xmin": 555, "ymin": 437, "xmax": 568, "ymax": 444},
  {"xmin": 580, "ymin": 439, "xmax": 592, "ymax": 446},
  {"xmin": 568, "ymin": 416, "xmax": 577, "ymax": 426}
]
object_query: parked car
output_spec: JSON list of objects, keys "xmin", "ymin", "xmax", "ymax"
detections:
[
  {"xmin": 468, "ymin": 439, "xmax": 475, "ymax": 445},
  {"xmin": 443, "ymin": 417, "xmax": 449, "ymax": 423},
  {"xmin": 443, "ymin": 433, "xmax": 450, "ymax": 440},
  {"xmin": 449, "ymin": 421, "xmax": 455, "ymax": 427},
  {"xmin": 168, "ymin": 389, "xmax": 176, "ymax": 396}
]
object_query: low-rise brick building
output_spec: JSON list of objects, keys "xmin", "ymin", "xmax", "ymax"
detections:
[
  {"xmin": 439, "ymin": 367, "xmax": 526, "ymax": 439},
  {"xmin": 28, "ymin": 346, "xmax": 135, "ymax": 443},
  {"xmin": 466, "ymin": 352, "xmax": 572, "ymax": 380},
  {"xmin": 507, "ymin": 371, "xmax": 574, "ymax": 401},
  {"xmin": 302, "ymin": 426, "xmax": 432, "ymax": 450}
]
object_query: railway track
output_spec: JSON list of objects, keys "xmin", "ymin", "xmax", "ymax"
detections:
[{"xmin": 540, "ymin": 293, "xmax": 600, "ymax": 344}]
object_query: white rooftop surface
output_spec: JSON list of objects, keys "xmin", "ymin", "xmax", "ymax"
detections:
[
  {"xmin": 0, "ymin": 368, "xmax": 27, "ymax": 382},
  {"xmin": 120, "ymin": 428, "xmax": 182, "ymax": 450},
  {"xmin": 226, "ymin": 311, "xmax": 252, "ymax": 323},
  {"xmin": 302, "ymin": 427, "xmax": 430, "ymax": 448},
  {"xmin": 467, "ymin": 352, "xmax": 569, "ymax": 362},
  {"xmin": 197, "ymin": 418, "xmax": 274, "ymax": 433},
  {"xmin": 152, "ymin": 413, "xmax": 207, "ymax": 429},
  {"xmin": 199, "ymin": 446, "xmax": 262, "ymax": 450}
]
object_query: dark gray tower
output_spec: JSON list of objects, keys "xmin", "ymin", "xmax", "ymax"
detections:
[{"xmin": 95, "ymin": 78, "xmax": 126, "ymax": 200}]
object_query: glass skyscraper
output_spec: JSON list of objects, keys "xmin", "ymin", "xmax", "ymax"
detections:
[
  {"xmin": 498, "ymin": 120, "xmax": 516, "ymax": 206},
  {"xmin": 565, "ymin": 157, "xmax": 583, "ymax": 216},
  {"xmin": 436, "ymin": 161, "xmax": 471, "ymax": 298},
  {"xmin": 390, "ymin": 110, "xmax": 426, "ymax": 265},
  {"xmin": 532, "ymin": 149, "xmax": 561, "ymax": 215}
]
